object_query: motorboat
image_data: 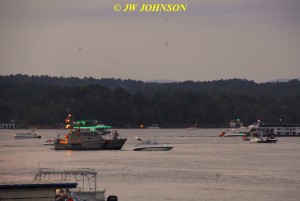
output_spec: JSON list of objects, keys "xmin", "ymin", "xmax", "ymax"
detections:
[
  {"xmin": 229, "ymin": 119, "xmax": 244, "ymax": 128},
  {"xmin": 219, "ymin": 128, "xmax": 249, "ymax": 137},
  {"xmin": 147, "ymin": 124, "xmax": 160, "ymax": 129},
  {"xmin": 14, "ymin": 128, "xmax": 41, "ymax": 139},
  {"xmin": 249, "ymin": 132, "xmax": 277, "ymax": 143},
  {"xmin": 186, "ymin": 124, "xmax": 198, "ymax": 130},
  {"xmin": 185, "ymin": 127, "xmax": 198, "ymax": 130},
  {"xmin": 133, "ymin": 138, "xmax": 173, "ymax": 151}
]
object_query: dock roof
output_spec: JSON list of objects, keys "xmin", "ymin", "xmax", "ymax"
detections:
[{"xmin": 0, "ymin": 180, "xmax": 77, "ymax": 189}]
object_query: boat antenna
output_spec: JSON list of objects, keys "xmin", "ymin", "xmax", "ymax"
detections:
[{"xmin": 65, "ymin": 114, "xmax": 73, "ymax": 129}]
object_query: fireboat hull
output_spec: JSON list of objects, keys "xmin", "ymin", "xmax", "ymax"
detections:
[{"xmin": 54, "ymin": 139, "xmax": 127, "ymax": 150}]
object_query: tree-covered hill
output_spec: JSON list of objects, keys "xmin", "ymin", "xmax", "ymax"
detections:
[{"xmin": 0, "ymin": 74, "xmax": 300, "ymax": 128}]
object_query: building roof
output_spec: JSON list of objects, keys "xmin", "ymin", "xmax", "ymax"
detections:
[{"xmin": 0, "ymin": 180, "xmax": 77, "ymax": 189}]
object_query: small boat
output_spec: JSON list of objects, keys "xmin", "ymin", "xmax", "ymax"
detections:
[
  {"xmin": 14, "ymin": 128, "xmax": 41, "ymax": 139},
  {"xmin": 186, "ymin": 127, "xmax": 198, "ymax": 130},
  {"xmin": 229, "ymin": 119, "xmax": 244, "ymax": 128},
  {"xmin": 219, "ymin": 128, "xmax": 249, "ymax": 137},
  {"xmin": 147, "ymin": 124, "xmax": 160, "ymax": 129},
  {"xmin": 249, "ymin": 132, "xmax": 277, "ymax": 143},
  {"xmin": 186, "ymin": 124, "xmax": 198, "ymax": 130},
  {"xmin": 133, "ymin": 138, "xmax": 173, "ymax": 151}
]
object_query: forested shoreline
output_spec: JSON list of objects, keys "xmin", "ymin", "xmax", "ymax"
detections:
[{"xmin": 1, "ymin": 74, "xmax": 300, "ymax": 128}]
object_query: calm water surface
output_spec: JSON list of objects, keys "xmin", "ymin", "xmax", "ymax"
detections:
[{"xmin": 0, "ymin": 129, "xmax": 300, "ymax": 201}]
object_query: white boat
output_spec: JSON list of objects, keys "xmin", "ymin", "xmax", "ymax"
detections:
[
  {"xmin": 185, "ymin": 127, "xmax": 198, "ymax": 130},
  {"xmin": 147, "ymin": 124, "xmax": 160, "ymax": 129},
  {"xmin": 185, "ymin": 124, "xmax": 198, "ymax": 130},
  {"xmin": 249, "ymin": 132, "xmax": 277, "ymax": 143},
  {"xmin": 14, "ymin": 128, "xmax": 41, "ymax": 139},
  {"xmin": 219, "ymin": 128, "xmax": 249, "ymax": 137},
  {"xmin": 133, "ymin": 138, "xmax": 173, "ymax": 151}
]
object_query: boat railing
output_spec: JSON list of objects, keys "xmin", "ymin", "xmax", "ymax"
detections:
[{"xmin": 34, "ymin": 168, "xmax": 97, "ymax": 192}]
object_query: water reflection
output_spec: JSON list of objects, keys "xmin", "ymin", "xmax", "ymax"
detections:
[{"xmin": 0, "ymin": 129, "xmax": 300, "ymax": 201}]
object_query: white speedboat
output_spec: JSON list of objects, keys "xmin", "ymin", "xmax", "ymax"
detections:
[
  {"xmin": 186, "ymin": 124, "xmax": 198, "ymax": 130},
  {"xmin": 219, "ymin": 128, "xmax": 249, "ymax": 137},
  {"xmin": 185, "ymin": 127, "xmax": 198, "ymax": 130},
  {"xmin": 14, "ymin": 128, "xmax": 41, "ymax": 139},
  {"xmin": 147, "ymin": 124, "xmax": 160, "ymax": 129},
  {"xmin": 133, "ymin": 138, "xmax": 173, "ymax": 151},
  {"xmin": 249, "ymin": 132, "xmax": 277, "ymax": 143}
]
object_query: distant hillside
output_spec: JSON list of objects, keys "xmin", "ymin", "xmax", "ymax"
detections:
[
  {"xmin": 146, "ymin": 79, "xmax": 179, "ymax": 83},
  {"xmin": 1, "ymin": 74, "xmax": 300, "ymax": 95},
  {"xmin": 1, "ymin": 74, "xmax": 300, "ymax": 127},
  {"xmin": 268, "ymin": 78, "xmax": 300, "ymax": 83}
]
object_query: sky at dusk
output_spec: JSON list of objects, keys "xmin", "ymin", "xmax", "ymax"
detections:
[{"xmin": 0, "ymin": 0, "xmax": 299, "ymax": 83}]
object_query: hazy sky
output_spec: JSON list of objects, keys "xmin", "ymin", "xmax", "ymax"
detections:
[{"xmin": 0, "ymin": 0, "xmax": 299, "ymax": 82}]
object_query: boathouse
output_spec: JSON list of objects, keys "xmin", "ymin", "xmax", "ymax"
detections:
[
  {"xmin": 0, "ymin": 122, "xmax": 15, "ymax": 129},
  {"xmin": 229, "ymin": 119, "xmax": 244, "ymax": 128},
  {"xmin": 0, "ymin": 180, "xmax": 77, "ymax": 201}
]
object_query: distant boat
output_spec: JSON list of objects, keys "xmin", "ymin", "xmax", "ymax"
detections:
[
  {"xmin": 229, "ymin": 119, "xmax": 244, "ymax": 128},
  {"xmin": 219, "ymin": 128, "xmax": 249, "ymax": 137},
  {"xmin": 186, "ymin": 127, "xmax": 198, "ymax": 130},
  {"xmin": 147, "ymin": 124, "xmax": 160, "ymax": 129},
  {"xmin": 14, "ymin": 128, "xmax": 41, "ymax": 139},
  {"xmin": 249, "ymin": 132, "xmax": 277, "ymax": 143},
  {"xmin": 133, "ymin": 138, "xmax": 173, "ymax": 151},
  {"xmin": 186, "ymin": 124, "xmax": 198, "ymax": 130}
]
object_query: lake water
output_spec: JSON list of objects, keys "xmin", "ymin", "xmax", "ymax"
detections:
[{"xmin": 0, "ymin": 128, "xmax": 300, "ymax": 201}]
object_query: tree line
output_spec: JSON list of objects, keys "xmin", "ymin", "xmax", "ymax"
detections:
[{"xmin": 0, "ymin": 74, "xmax": 300, "ymax": 128}]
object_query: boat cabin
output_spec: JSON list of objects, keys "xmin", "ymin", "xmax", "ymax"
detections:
[{"xmin": 250, "ymin": 123, "xmax": 300, "ymax": 136}]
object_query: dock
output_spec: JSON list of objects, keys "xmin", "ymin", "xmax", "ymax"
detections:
[{"xmin": 0, "ymin": 180, "xmax": 77, "ymax": 201}]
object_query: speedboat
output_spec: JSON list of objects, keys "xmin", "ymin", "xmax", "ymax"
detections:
[
  {"xmin": 249, "ymin": 132, "xmax": 277, "ymax": 143},
  {"xmin": 185, "ymin": 127, "xmax": 198, "ymax": 130},
  {"xmin": 219, "ymin": 128, "xmax": 249, "ymax": 137},
  {"xmin": 186, "ymin": 124, "xmax": 198, "ymax": 130},
  {"xmin": 14, "ymin": 128, "xmax": 41, "ymax": 139},
  {"xmin": 133, "ymin": 138, "xmax": 173, "ymax": 151}
]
